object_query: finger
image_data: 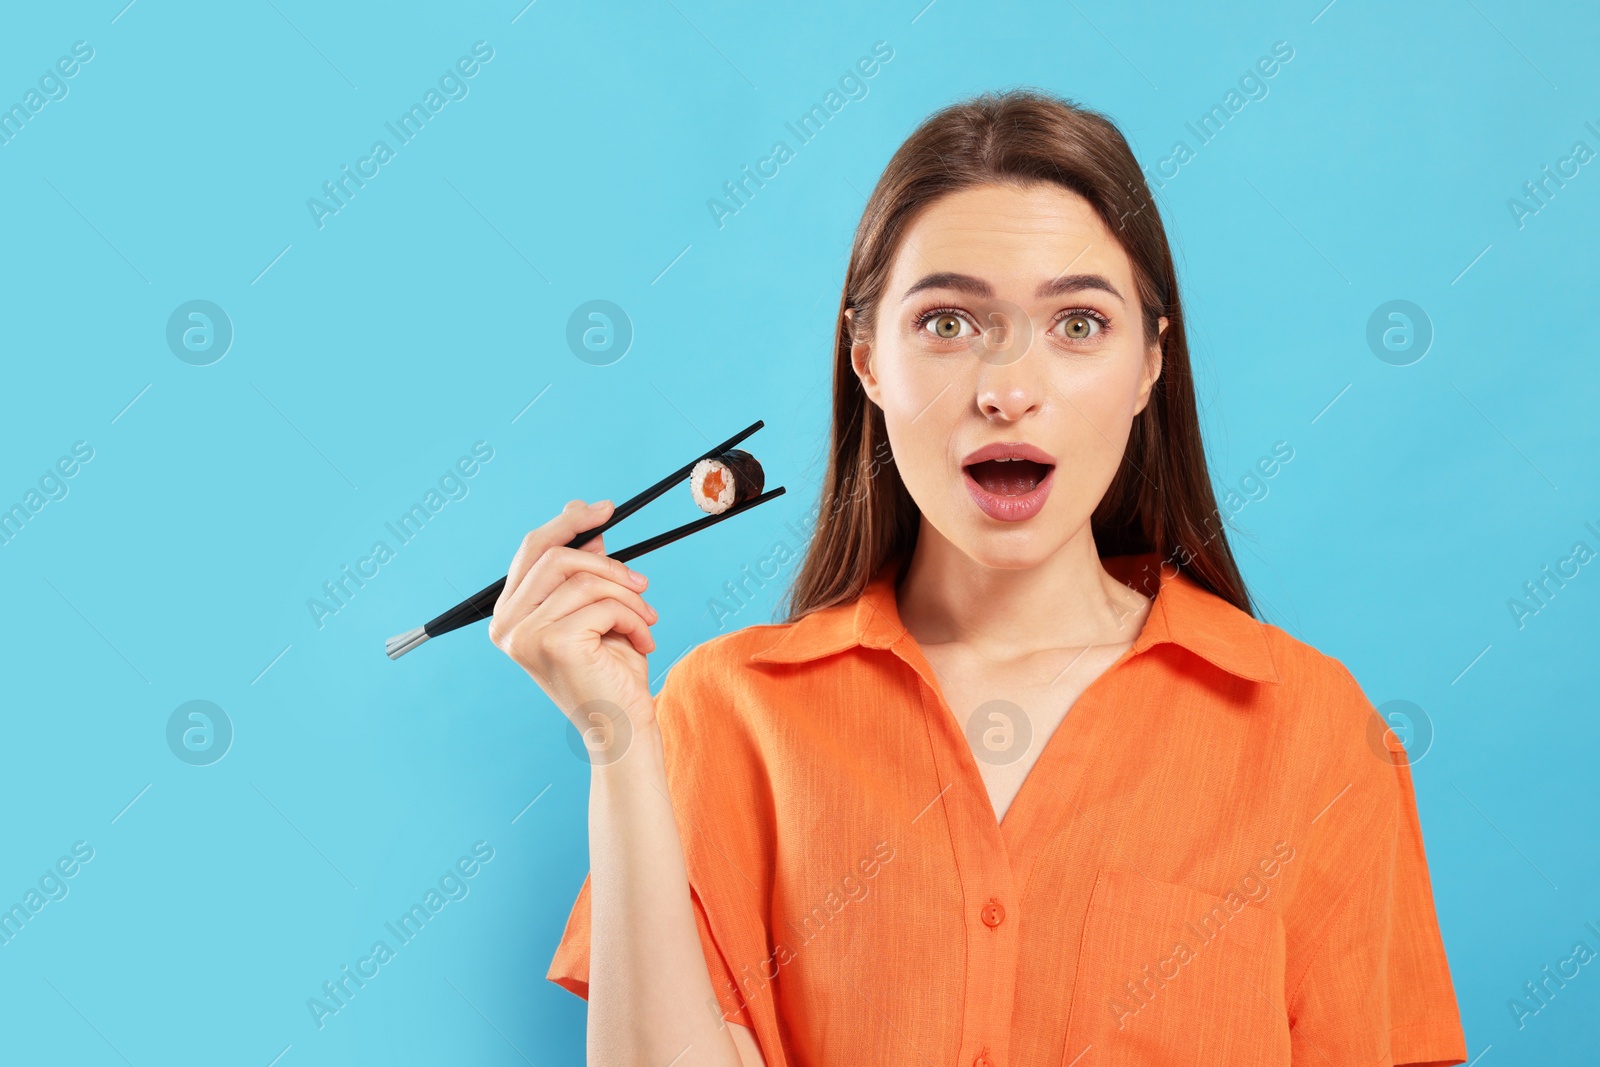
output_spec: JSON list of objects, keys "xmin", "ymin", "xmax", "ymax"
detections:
[
  {"xmin": 501, "ymin": 499, "xmax": 584, "ymax": 604},
  {"xmin": 501, "ymin": 499, "xmax": 615, "ymax": 608},
  {"xmin": 577, "ymin": 502, "xmax": 611, "ymax": 556},
  {"xmin": 516, "ymin": 565, "xmax": 656, "ymax": 636},
  {"xmin": 536, "ymin": 596, "xmax": 657, "ymax": 658},
  {"xmin": 493, "ymin": 546, "xmax": 643, "ymax": 652},
  {"xmin": 515, "ymin": 543, "xmax": 646, "ymax": 607},
  {"xmin": 497, "ymin": 547, "xmax": 652, "ymax": 636},
  {"xmin": 585, "ymin": 599, "xmax": 657, "ymax": 657}
]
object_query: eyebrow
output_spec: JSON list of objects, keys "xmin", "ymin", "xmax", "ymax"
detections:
[{"xmin": 901, "ymin": 271, "xmax": 1126, "ymax": 305}]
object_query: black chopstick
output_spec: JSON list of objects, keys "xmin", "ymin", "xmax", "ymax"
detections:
[
  {"xmin": 385, "ymin": 419, "xmax": 780, "ymax": 659},
  {"xmin": 608, "ymin": 485, "xmax": 785, "ymax": 563}
]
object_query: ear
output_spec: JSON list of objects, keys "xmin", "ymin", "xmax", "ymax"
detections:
[
  {"xmin": 1133, "ymin": 315, "xmax": 1168, "ymax": 416},
  {"xmin": 846, "ymin": 308, "xmax": 881, "ymax": 407}
]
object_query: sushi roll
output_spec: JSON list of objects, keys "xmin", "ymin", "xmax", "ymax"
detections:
[{"xmin": 690, "ymin": 449, "xmax": 765, "ymax": 515}]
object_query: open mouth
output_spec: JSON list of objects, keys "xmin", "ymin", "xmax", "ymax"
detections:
[
  {"xmin": 963, "ymin": 457, "xmax": 1053, "ymax": 497},
  {"xmin": 961, "ymin": 456, "xmax": 1056, "ymax": 522}
]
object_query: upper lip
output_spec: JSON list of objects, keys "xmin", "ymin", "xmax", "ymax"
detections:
[{"xmin": 961, "ymin": 441, "xmax": 1057, "ymax": 468}]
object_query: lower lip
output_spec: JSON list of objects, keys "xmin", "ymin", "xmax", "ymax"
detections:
[{"xmin": 963, "ymin": 463, "xmax": 1055, "ymax": 522}]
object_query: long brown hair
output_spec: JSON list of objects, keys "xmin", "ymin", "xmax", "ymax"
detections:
[{"xmin": 779, "ymin": 88, "xmax": 1256, "ymax": 623}]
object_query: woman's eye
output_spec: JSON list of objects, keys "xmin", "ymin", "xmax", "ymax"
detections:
[
  {"xmin": 923, "ymin": 312, "xmax": 971, "ymax": 340},
  {"xmin": 1057, "ymin": 313, "xmax": 1101, "ymax": 340}
]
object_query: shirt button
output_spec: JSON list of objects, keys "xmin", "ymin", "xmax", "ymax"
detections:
[
  {"xmin": 981, "ymin": 899, "xmax": 1006, "ymax": 928},
  {"xmin": 974, "ymin": 1054, "xmax": 995, "ymax": 1067}
]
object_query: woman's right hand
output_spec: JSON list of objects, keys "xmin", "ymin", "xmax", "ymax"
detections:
[{"xmin": 488, "ymin": 498, "xmax": 661, "ymax": 747}]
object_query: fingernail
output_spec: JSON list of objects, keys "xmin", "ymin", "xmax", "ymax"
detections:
[
  {"xmin": 627, "ymin": 567, "xmax": 646, "ymax": 584},
  {"xmin": 589, "ymin": 499, "xmax": 608, "ymax": 510}
]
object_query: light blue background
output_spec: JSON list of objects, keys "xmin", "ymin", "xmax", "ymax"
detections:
[{"xmin": 2, "ymin": 0, "xmax": 1596, "ymax": 1063}]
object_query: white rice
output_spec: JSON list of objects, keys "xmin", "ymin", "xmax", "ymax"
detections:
[{"xmin": 691, "ymin": 456, "xmax": 737, "ymax": 514}]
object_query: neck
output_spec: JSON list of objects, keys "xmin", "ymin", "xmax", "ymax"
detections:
[{"xmin": 895, "ymin": 521, "xmax": 1151, "ymax": 659}]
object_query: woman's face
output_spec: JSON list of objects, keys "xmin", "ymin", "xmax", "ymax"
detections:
[{"xmin": 851, "ymin": 180, "xmax": 1167, "ymax": 570}]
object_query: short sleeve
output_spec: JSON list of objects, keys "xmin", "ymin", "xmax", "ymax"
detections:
[
  {"xmin": 1286, "ymin": 723, "xmax": 1468, "ymax": 1066},
  {"xmin": 546, "ymin": 869, "xmax": 755, "ymax": 1029}
]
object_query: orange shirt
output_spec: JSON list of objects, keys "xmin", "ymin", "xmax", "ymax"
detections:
[{"xmin": 548, "ymin": 551, "xmax": 1469, "ymax": 1066}]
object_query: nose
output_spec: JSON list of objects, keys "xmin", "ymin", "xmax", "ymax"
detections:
[{"xmin": 974, "ymin": 348, "xmax": 1045, "ymax": 422}]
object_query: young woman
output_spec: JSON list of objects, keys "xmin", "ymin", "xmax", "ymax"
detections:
[{"xmin": 497, "ymin": 90, "xmax": 1468, "ymax": 1067}]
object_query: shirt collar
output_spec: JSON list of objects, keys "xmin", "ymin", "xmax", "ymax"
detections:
[{"xmin": 749, "ymin": 551, "xmax": 1281, "ymax": 685}]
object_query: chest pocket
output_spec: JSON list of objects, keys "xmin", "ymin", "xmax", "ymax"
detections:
[{"xmin": 1061, "ymin": 867, "xmax": 1290, "ymax": 1067}]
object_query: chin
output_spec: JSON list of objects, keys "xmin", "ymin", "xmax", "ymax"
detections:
[
  {"xmin": 962, "ymin": 542, "xmax": 1058, "ymax": 572},
  {"xmin": 940, "ymin": 516, "xmax": 1063, "ymax": 572}
]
